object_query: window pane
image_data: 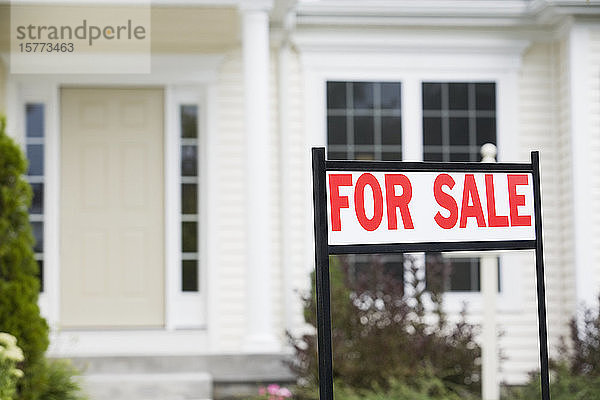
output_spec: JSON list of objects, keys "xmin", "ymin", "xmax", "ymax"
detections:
[
  {"xmin": 27, "ymin": 145, "xmax": 44, "ymax": 176},
  {"xmin": 422, "ymin": 83, "xmax": 442, "ymax": 110},
  {"xmin": 30, "ymin": 183, "xmax": 44, "ymax": 215},
  {"xmin": 327, "ymin": 116, "xmax": 347, "ymax": 145},
  {"xmin": 448, "ymin": 118, "xmax": 469, "ymax": 145},
  {"xmin": 354, "ymin": 116, "xmax": 374, "ymax": 145},
  {"xmin": 181, "ymin": 145, "xmax": 197, "ymax": 177},
  {"xmin": 181, "ymin": 184, "xmax": 197, "ymax": 215},
  {"xmin": 327, "ymin": 81, "xmax": 347, "ymax": 109},
  {"xmin": 448, "ymin": 83, "xmax": 468, "ymax": 110},
  {"xmin": 37, "ymin": 259, "xmax": 44, "ymax": 292},
  {"xmin": 182, "ymin": 221, "xmax": 198, "ymax": 253},
  {"xmin": 424, "ymin": 152, "xmax": 443, "ymax": 162},
  {"xmin": 182, "ymin": 260, "xmax": 199, "ymax": 292},
  {"xmin": 181, "ymin": 105, "xmax": 198, "ymax": 139},
  {"xmin": 32, "ymin": 221, "xmax": 43, "ymax": 253},
  {"xmin": 353, "ymin": 82, "xmax": 374, "ymax": 109},
  {"xmin": 381, "ymin": 151, "xmax": 402, "ymax": 161},
  {"xmin": 381, "ymin": 117, "xmax": 401, "ymax": 145},
  {"xmin": 355, "ymin": 152, "xmax": 375, "ymax": 161},
  {"xmin": 423, "ymin": 117, "xmax": 442, "ymax": 145},
  {"xmin": 327, "ymin": 151, "xmax": 347, "ymax": 160},
  {"xmin": 476, "ymin": 83, "xmax": 495, "ymax": 110},
  {"xmin": 449, "ymin": 152, "xmax": 471, "ymax": 162},
  {"xmin": 476, "ymin": 117, "xmax": 496, "ymax": 146},
  {"xmin": 380, "ymin": 82, "xmax": 401, "ymax": 109},
  {"xmin": 26, "ymin": 104, "xmax": 44, "ymax": 138}
]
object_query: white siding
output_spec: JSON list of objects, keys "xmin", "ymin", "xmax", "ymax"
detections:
[
  {"xmin": 215, "ymin": 50, "xmax": 247, "ymax": 350},
  {"xmin": 496, "ymin": 40, "xmax": 575, "ymax": 384},
  {"xmin": 213, "ymin": 47, "xmax": 308, "ymax": 351},
  {"xmin": 589, "ymin": 28, "xmax": 600, "ymax": 300}
]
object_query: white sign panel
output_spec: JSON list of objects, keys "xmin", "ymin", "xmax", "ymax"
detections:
[{"xmin": 327, "ymin": 171, "xmax": 535, "ymax": 246}]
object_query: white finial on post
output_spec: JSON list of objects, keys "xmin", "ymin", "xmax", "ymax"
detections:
[
  {"xmin": 481, "ymin": 142, "xmax": 499, "ymax": 400},
  {"xmin": 481, "ymin": 143, "xmax": 497, "ymax": 164}
]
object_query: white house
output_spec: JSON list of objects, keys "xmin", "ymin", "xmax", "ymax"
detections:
[{"xmin": 1, "ymin": 0, "xmax": 600, "ymax": 399}]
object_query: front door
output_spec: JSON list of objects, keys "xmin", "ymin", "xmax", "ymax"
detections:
[{"xmin": 60, "ymin": 88, "xmax": 164, "ymax": 328}]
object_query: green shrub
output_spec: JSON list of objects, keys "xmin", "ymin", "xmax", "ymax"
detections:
[
  {"xmin": 0, "ymin": 116, "xmax": 49, "ymax": 399},
  {"xmin": 507, "ymin": 295, "xmax": 600, "ymax": 399},
  {"xmin": 289, "ymin": 255, "xmax": 480, "ymax": 398},
  {"xmin": 0, "ymin": 116, "xmax": 86, "ymax": 400}
]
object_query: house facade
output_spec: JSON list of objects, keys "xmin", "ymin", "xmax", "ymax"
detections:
[{"xmin": 1, "ymin": 0, "xmax": 600, "ymax": 399}]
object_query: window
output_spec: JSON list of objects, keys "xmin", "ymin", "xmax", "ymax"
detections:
[
  {"xmin": 180, "ymin": 105, "xmax": 199, "ymax": 292},
  {"xmin": 25, "ymin": 103, "xmax": 45, "ymax": 291},
  {"xmin": 327, "ymin": 81, "xmax": 402, "ymax": 161},
  {"xmin": 422, "ymin": 82, "xmax": 498, "ymax": 292},
  {"xmin": 326, "ymin": 81, "xmax": 404, "ymax": 284}
]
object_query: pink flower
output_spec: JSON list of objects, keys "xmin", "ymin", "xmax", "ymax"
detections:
[
  {"xmin": 278, "ymin": 387, "xmax": 292, "ymax": 398},
  {"xmin": 258, "ymin": 387, "xmax": 266, "ymax": 396},
  {"xmin": 267, "ymin": 384, "xmax": 280, "ymax": 396}
]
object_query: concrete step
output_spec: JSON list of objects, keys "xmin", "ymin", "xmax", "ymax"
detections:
[{"xmin": 82, "ymin": 372, "xmax": 212, "ymax": 400}]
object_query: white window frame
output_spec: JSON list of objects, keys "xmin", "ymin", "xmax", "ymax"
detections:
[
  {"xmin": 2, "ymin": 54, "xmax": 222, "ymax": 356},
  {"xmin": 297, "ymin": 33, "xmax": 529, "ymax": 313}
]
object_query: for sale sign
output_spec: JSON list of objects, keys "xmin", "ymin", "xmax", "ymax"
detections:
[
  {"xmin": 327, "ymin": 171, "xmax": 535, "ymax": 246},
  {"xmin": 311, "ymin": 148, "xmax": 550, "ymax": 400}
]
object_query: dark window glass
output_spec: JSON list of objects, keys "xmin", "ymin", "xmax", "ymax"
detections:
[
  {"xmin": 380, "ymin": 83, "xmax": 401, "ymax": 109},
  {"xmin": 26, "ymin": 104, "xmax": 44, "ymax": 138},
  {"xmin": 181, "ymin": 105, "xmax": 198, "ymax": 139},
  {"xmin": 381, "ymin": 151, "xmax": 402, "ymax": 161},
  {"xmin": 381, "ymin": 117, "xmax": 401, "ymax": 146},
  {"xmin": 30, "ymin": 183, "xmax": 44, "ymax": 215},
  {"xmin": 327, "ymin": 116, "xmax": 347, "ymax": 146},
  {"xmin": 37, "ymin": 260, "xmax": 44, "ymax": 292},
  {"xmin": 449, "ymin": 118, "xmax": 469, "ymax": 145},
  {"xmin": 422, "ymin": 83, "xmax": 442, "ymax": 110},
  {"xmin": 182, "ymin": 260, "xmax": 199, "ymax": 292},
  {"xmin": 448, "ymin": 83, "xmax": 468, "ymax": 110},
  {"xmin": 423, "ymin": 118, "xmax": 442, "ymax": 146},
  {"xmin": 354, "ymin": 116, "xmax": 374, "ymax": 145},
  {"xmin": 181, "ymin": 184, "xmax": 197, "ymax": 215},
  {"xmin": 327, "ymin": 151, "xmax": 347, "ymax": 160},
  {"xmin": 424, "ymin": 152, "xmax": 443, "ymax": 162},
  {"xmin": 476, "ymin": 83, "xmax": 495, "ymax": 110},
  {"xmin": 182, "ymin": 221, "xmax": 198, "ymax": 253},
  {"xmin": 27, "ymin": 145, "xmax": 44, "ymax": 176},
  {"xmin": 32, "ymin": 221, "xmax": 43, "ymax": 253},
  {"xmin": 476, "ymin": 117, "xmax": 496, "ymax": 146},
  {"xmin": 353, "ymin": 82, "xmax": 374, "ymax": 109},
  {"xmin": 327, "ymin": 81, "xmax": 347, "ymax": 109},
  {"xmin": 181, "ymin": 145, "xmax": 197, "ymax": 176},
  {"xmin": 449, "ymin": 152, "xmax": 472, "ymax": 162}
]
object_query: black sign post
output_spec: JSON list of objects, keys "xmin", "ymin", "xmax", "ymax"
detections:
[{"xmin": 311, "ymin": 147, "xmax": 550, "ymax": 400}]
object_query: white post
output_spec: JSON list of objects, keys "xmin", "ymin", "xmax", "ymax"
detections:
[
  {"xmin": 240, "ymin": 0, "xmax": 279, "ymax": 352},
  {"xmin": 481, "ymin": 143, "xmax": 499, "ymax": 400}
]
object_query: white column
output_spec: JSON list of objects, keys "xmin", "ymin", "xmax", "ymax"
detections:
[
  {"xmin": 481, "ymin": 143, "xmax": 499, "ymax": 400},
  {"xmin": 240, "ymin": 0, "xmax": 279, "ymax": 353}
]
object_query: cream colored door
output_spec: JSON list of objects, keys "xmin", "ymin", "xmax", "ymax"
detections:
[{"xmin": 60, "ymin": 88, "xmax": 164, "ymax": 328}]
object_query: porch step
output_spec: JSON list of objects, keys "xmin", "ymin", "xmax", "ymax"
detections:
[{"xmin": 82, "ymin": 372, "xmax": 212, "ymax": 400}]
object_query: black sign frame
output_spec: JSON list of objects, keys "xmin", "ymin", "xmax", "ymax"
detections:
[{"xmin": 311, "ymin": 147, "xmax": 550, "ymax": 400}]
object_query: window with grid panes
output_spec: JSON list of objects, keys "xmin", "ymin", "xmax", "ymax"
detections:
[
  {"xmin": 25, "ymin": 103, "xmax": 45, "ymax": 291},
  {"xmin": 326, "ymin": 81, "xmax": 404, "ymax": 287},
  {"xmin": 180, "ymin": 105, "xmax": 199, "ymax": 292},
  {"xmin": 422, "ymin": 82, "xmax": 499, "ymax": 292}
]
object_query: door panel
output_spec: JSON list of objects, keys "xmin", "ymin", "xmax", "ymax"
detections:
[{"xmin": 61, "ymin": 88, "xmax": 164, "ymax": 328}]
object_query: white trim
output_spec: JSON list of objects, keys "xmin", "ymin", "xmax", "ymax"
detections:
[
  {"xmin": 5, "ymin": 53, "xmax": 224, "ymax": 356},
  {"xmin": 299, "ymin": 34, "xmax": 527, "ymax": 314},
  {"xmin": 569, "ymin": 24, "xmax": 595, "ymax": 311}
]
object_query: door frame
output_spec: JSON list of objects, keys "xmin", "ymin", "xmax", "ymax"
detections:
[{"xmin": 2, "ymin": 54, "xmax": 223, "ymax": 355}]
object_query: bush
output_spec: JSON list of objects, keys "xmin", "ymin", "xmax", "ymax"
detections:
[
  {"xmin": 0, "ymin": 116, "xmax": 86, "ymax": 400},
  {"xmin": 289, "ymin": 254, "xmax": 480, "ymax": 398},
  {"xmin": 507, "ymin": 295, "xmax": 600, "ymax": 400}
]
